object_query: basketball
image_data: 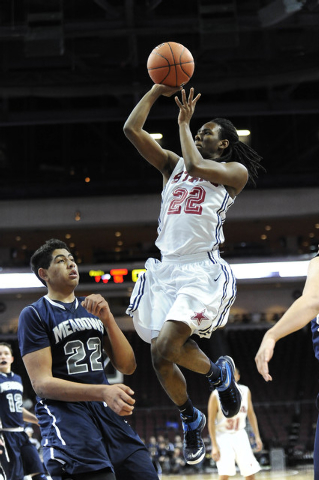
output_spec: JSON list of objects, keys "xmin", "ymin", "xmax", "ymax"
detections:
[{"xmin": 147, "ymin": 42, "xmax": 195, "ymax": 87}]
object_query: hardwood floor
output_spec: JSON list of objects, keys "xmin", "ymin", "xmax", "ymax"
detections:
[{"xmin": 161, "ymin": 466, "xmax": 314, "ymax": 480}]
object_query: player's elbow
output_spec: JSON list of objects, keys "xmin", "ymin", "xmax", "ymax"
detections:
[
  {"xmin": 309, "ymin": 294, "xmax": 319, "ymax": 312},
  {"xmin": 123, "ymin": 122, "xmax": 131, "ymax": 137},
  {"xmin": 123, "ymin": 122, "xmax": 137, "ymax": 140},
  {"xmin": 31, "ymin": 377, "xmax": 52, "ymax": 399},
  {"xmin": 184, "ymin": 159, "xmax": 201, "ymax": 178},
  {"xmin": 120, "ymin": 357, "xmax": 137, "ymax": 376},
  {"xmin": 124, "ymin": 357, "xmax": 137, "ymax": 375},
  {"xmin": 125, "ymin": 363, "xmax": 137, "ymax": 376},
  {"xmin": 31, "ymin": 380, "xmax": 44, "ymax": 398},
  {"xmin": 303, "ymin": 293, "xmax": 319, "ymax": 316}
]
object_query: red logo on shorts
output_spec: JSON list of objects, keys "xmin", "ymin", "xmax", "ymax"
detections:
[{"xmin": 191, "ymin": 309, "xmax": 208, "ymax": 325}]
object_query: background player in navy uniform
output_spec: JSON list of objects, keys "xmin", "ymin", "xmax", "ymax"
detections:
[
  {"xmin": 255, "ymin": 247, "xmax": 319, "ymax": 479},
  {"xmin": 18, "ymin": 239, "xmax": 158, "ymax": 480},
  {"xmin": 0, "ymin": 342, "xmax": 47, "ymax": 480},
  {"xmin": 0, "ymin": 438, "xmax": 5, "ymax": 480},
  {"xmin": 124, "ymin": 84, "xmax": 264, "ymax": 465}
]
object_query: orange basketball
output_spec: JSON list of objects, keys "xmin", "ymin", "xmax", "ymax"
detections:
[{"xmin": 147, "ymin": 42, "xmax": 195, "ymax": 87}]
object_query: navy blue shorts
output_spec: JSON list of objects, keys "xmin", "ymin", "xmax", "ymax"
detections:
[
  {"xmin": 1, "ymin": 430, "xmax": 45, "ymax": 480},
  {"xmin": 36, "ymin": 399, "xmax": 157, "ymax": 479}
]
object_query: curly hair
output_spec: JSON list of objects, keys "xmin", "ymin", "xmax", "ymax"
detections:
[{"xmin": 212, "ymin": 117, "xmax": 265, "ymax": 186}]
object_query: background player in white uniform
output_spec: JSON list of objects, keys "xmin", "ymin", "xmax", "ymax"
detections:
[
  {"xmin": 17, "ymin": 239, "xmax": 159, "ymax": 480},
  {"xmin": 124, "ymin": 84, "xmax": 264, "ymax": 465},
  {"xmin": 0, "ymin": 342, "xmax": 47, "ymax": 480},
  {"xmin": 208, "ymin": 368, "xmax": 262, "ymax": 480}
]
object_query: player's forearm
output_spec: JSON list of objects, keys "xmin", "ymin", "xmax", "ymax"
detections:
[
  {"xmin": 179, "ymin": 123, "xmax": 202, "ymax": 175},
  {"xmin": 22, "ymin": 407, "xmax": 38, "ymax": 425},
  {"xmin": 124, "ymin": 87, "xmax": 161, "ymax": 134},
  {"xmin": 208, "ymin": 423, "xmax": 218, "ymax": 448},
  {"xmin": 210, "ymin": 437, "xmax": 218, "ymax": 448},
  {"xmin": 264, "ymin": 294, "xmax": 318, "ymax": 344},
  {"xmin": 30, "ymin": 376, "xmax": 135, "ymax": 416},
  {"xmin": 107, "ymin": 346, "xmax": 136, "ymax": 376},
  {"xmin": 248, "ymin": 412, "xmax": 260, "ymax": 439},
  {"xmin": 104, "ymin": 319, "xmax": 136, "ymax": 375},
  {"xmin": 32, "ymin": 376, "xmax": 112, "ymax": 402}
]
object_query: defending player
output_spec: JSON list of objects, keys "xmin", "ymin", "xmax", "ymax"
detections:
[
  {"xmin": 0, "ymin": 342, "xmax": 47, "ymax": 480},
  {"xmin": 255, "ymin": 247, "xmax": 319, "ymax": 479},
  {"xmin": 17, "ymin": 239, "xmax": 159, "ymax": 480},
  {"xmin": 124, "ymin": 84, "xmax": 264, "ymax": 464}
]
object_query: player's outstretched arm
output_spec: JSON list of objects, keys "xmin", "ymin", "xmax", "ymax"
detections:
[
  {"xmin": 81, "ymin": 294, "xmax": 136, "ymax": 375},
  {"xmin": 255, "ymin": 255, "xmax": 319, "ymax": 381},
  {"xmin": 22, "ymin": 347, "xmax": 135, "ymax": 416},
  {"xmin": 123, "ymin": 84, "xmax": 180, "ymax": 180},
  {"xmin": 254, "ymin": 334, "xmax": 275, "ymax": 382}
]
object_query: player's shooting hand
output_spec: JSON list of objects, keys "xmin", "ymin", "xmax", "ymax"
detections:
[
  {"xmin": 254, "ymin": 334, "xmax": 276, "ymax": 382},
  {"xmin": 103, "ymin": 384, "xmax": 135, "ymax": 416},
  {"xmin": 151, "ymin": 84, "xmax": 182, "ymax": 97},
  {"xmin": 81, "ymin": 294, "xmax": 111, "ymax": 319},
  {"xmin": 175, "ymin": 87, "xmax": 201, "ymax": 125}
]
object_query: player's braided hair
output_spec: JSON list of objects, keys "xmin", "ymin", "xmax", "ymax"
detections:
[{"xmin": 212, "ymin": 117, "xmax": 265, "ymax": 186}]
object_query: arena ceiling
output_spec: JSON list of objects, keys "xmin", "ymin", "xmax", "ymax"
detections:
[
  {"xmin": 0, "ymin": 0, "xmax": 318, "ymax": 202},
  {"xmin": 0, "ymin": 0, "xmax": 318, "ymax": 271}
]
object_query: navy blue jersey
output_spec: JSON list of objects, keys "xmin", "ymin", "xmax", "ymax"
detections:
[
  {"xmin": 310, "ymin": 253, "xmax": 319, "ymax": 362},
  {"xmin": 0, "ymin": 372, "xmax": 24, "ymax": 429},
  {"xmin": 18, "ymin": 295, "xmax": 109, "ymax": 387},
  {"xmin": 16, "ymin": 294, "xmax": 158, "ymax": 479},
  {"xmin": 311, "ymin": 315, "xmax": 319, "ymax": 363}
]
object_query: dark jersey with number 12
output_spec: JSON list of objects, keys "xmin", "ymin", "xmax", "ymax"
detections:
[
  {"xmin": 0, "ymin": 371, "xmax": 24, "ymax": 429},
  {"xmin": 18, "ymin": 295, "xmax": 109, "ymax": 389}
]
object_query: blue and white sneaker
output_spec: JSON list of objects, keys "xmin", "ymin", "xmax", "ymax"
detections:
[
  {"xmin": 209, "ymin": 356, "xmax": 241, "ymax": 418},
  {"xmin": 181, "ymin": 408, "xmax": 206, "ymax": 464}
]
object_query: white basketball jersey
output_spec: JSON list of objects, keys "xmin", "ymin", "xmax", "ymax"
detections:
[
  {"xmin": 214, "ymin": 384, "xmax": 249, "ymax": 434},
  {"xmin": 155, "ymin": 158, "xmax": 235, "ymax": 257}
]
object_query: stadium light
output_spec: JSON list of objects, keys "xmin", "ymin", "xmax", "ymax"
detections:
[{"xmin": 0, "ymin": 259, "xmax": 310, "ymax": 290}]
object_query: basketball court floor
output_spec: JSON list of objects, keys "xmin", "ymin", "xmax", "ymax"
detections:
[{"xmin": 161, "ymin": 466, "xmax": 314, "ymax": 480}]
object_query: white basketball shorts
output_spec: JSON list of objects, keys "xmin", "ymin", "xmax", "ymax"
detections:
[
  {"xmin": 215, "ymin": 429, "xmax": 261, "ymax": 477},
  {"xmin": 126, "ymin": 250, "xmax": 236, "ymax": 344}
]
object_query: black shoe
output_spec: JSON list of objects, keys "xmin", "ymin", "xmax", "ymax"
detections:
[
  {"xmin": 181, "ymin": 408, "xmax": 206, "ymax": 464},
  {"xmin": 210, "ymin": 356, "xmax": 241, "ymax": 418}
]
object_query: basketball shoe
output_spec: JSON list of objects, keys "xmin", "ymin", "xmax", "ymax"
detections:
[
  {"xmin": 209, "ymin": 355, "xmax": 241, "ymax": 418},
  {"xmin": 180, "ymin": 407, "xmax": 206, "ymax": 465}
]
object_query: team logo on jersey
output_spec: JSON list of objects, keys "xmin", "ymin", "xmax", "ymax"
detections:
[
  {"xmin": 191, "ymin": 309, "xmax": 209, "ymax": 325},
  {"xmin": 53, "ymin": 317, "xmax": 104, "ymax": 344},
  {"xmin": 0, "ymin": 381, "xmax": 23, "ymax": 393}
]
